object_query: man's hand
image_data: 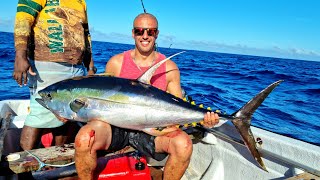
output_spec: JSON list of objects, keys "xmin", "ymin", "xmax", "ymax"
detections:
[
  {"xmin": 201, "ymin": 112, "xmax": 219, "ymax": 128},
  {"xmin": 87, "ymin": 69, "xmax": 95, "ymax": 76},
  {"xmin": 12, "ymin": 50, "xmax": 36, "ymax": 86}
]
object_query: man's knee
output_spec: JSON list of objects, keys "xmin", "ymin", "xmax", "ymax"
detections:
[
  {"xmin": 75, "ymin": 125, "xmax": 93, "ymax": 150},
  {"xmin": 75, "ymin": 121, "xmax": 112, "ymax": 152},
  {"xmin": 169, "ymin": 131, "xmax": 193, "ymax": 156}
]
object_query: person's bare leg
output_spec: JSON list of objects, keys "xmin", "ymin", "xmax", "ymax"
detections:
[
  {"xmin": 52, "ymin": 122, "xmax": 81, "ymax": 146},
  {"xmin": 52, "ymin": 122, "xmax": 69, "ymax": 146},
  {"xmin": 155, "ymin": 130, "xmax": 193, "ymax": 180},
  {"xmin": 20, "ymin": 125, "xmax": 42, "ymax": 150},
  {"xmin": 75, "ymin": 120, "xmax": 112, "ymax": 180},
  {"xmin": 53, "ymin": 135, "xmax": 68, "ymax": 146}
]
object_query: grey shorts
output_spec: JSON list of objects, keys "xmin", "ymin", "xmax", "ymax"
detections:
[
  {"xmin": 25, "ymin": 60, "xmax": 86, "ymax": 128},
  {"xmin": 108, "ymin": 125, "xmax": 168, "ymax": 161}
]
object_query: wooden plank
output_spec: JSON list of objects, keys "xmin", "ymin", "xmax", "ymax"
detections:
[
  {"xmin": 7, "ymin": 143, "xmax": 75, "ymax": 174},
  {"xmin": 1, "ymin": 144, "xmax": 136, "ymax": 175},
  {"xmin": 286, "ymin": 172, "xmax": 320, "ymax": 180}
]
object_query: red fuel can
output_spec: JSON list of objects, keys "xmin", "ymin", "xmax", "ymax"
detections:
[{"xmin": 98, "ymin": 154, "xmax": 151, "ymax": 180}]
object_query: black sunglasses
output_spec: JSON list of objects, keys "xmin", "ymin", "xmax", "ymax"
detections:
[{"xmin": 133, "ymin": 27, "xmax": 158, "ymax": 37}]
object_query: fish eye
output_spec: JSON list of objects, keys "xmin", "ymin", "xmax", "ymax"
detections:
[
  {"xmin": 39, "ymin": 93, "xmax": 52, "ymax": 101},
  {"xmin": 45, "ymin": 93, "xmax": 52, "ymax": 100}
]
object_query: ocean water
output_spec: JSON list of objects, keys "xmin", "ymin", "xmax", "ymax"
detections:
[{"xmin": 1, "ymin": 31, "xmax": 319, "ymax": 146}]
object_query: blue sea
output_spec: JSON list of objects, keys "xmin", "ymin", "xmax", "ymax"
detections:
[{"xmin": 1, "ymin": 31, "xmax": 319, "ymax": 146}]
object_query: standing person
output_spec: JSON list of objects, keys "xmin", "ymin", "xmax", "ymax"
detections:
[
  {"xmin": 74, "ymin": 13, "xmax": 219, "ymax": 180},
  {"xmin": 12, "ymin": 0, "xmax": 96, "ymax": 150}
]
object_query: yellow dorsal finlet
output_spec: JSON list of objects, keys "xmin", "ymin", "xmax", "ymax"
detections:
[{"xmin": 191, "ymin": 122, "xmax": 197, "ymax": 127}]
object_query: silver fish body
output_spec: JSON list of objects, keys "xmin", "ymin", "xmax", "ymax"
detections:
[{"xmin": 37, "ymin": 76, "xmax": 208, "ymax": 130}]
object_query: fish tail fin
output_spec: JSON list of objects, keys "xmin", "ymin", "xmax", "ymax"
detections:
[{"xmin": 231, "ymin": 80, "xmax": 283, "ymax": 171}]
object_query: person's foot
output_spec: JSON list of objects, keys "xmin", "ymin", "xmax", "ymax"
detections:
[{"xmin": 150, "ymin": 166, "xmax": 163, "ymax": 180}]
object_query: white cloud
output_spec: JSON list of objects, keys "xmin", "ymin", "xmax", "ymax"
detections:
[
  {"xmin": 159, "ymin": 38, "xmax": 320, "ymax": 61},
  {"xmin": 289, "ymin": 48, "xmax": 319, "ymax": 56},
  {"xmin": 160, "ymin": 34, "xmax": 176, "ymax": 44},
  {"xmin": 90, "ymin": 27, "xmax": 132, "ymax": 44},
  {"xmin": 0, "ymin": 18, "xmax": 14, "ymax": 32}
]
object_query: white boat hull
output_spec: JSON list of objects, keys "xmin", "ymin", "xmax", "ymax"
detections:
[{"xmin": 182, "ymin": 120, "xmax": 320, "ymax": 179}]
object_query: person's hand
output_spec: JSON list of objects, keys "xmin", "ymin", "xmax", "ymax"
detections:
[
  {"xmin": 87, "ymin": 66, "xmax": 97, "ymax": 76},
  {"xmin": 200, "ymin": 112, "xmax": 219, "ymax": 128},
  {"xmin": 87, "ymin": 69, "xmax": 95, "ymax": 76},
  {"xmin": 12, "ymin": 50, "xmax": 36, "ymax": 86}
]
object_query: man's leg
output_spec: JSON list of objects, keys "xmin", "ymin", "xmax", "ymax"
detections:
[
  {"xmin": 52, "ymin": 122, "xmax": 81, "ymax": 146},
  {"xmin": 75, "ymin": 120, "xmax": 113, "ymax": 180},
  {"xmin": 155, "ymin": 130, "xmax": 193, "ymax": 180},
  {"xmin": 52, "ymin": 124, "xmax": 68, "ymax": 146},
  {"xmin": 20, "ymin": 125, "xmax": 42, "ymax": 150}
]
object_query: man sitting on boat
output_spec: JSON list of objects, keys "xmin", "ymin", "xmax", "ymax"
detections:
[{"xmin": 74, "ymin": 13, "xmax": 219, "ymax": 180}]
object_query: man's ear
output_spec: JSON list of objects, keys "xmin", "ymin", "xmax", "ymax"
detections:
[
  {"xmin": 155, "ymin": 30, "xmax": 159, "ymax": 39},
  {"xmin": 132, "ymin": 29, "xmax": 135, "ymax": 38}
]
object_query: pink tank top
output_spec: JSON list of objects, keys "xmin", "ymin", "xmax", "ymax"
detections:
[{"xmin": 119, "ymin": 50, "xmax": 167, "ymax": 91}]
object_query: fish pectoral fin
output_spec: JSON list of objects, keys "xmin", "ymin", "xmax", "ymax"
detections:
[
  {"xmin": 70, "ymin": 97, "xmax": 129, "ymax": 112},
  {"xmin": 70, "ymin": 98, "xmax": 87, "ymax": 113}
]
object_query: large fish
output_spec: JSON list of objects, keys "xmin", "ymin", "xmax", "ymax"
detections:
[{"xmin": 36, "ymin": 52, "xmax": 282, "ymax": 171}]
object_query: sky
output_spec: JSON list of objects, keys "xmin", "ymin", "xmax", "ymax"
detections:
[{"xmin": 0, "ymin": 0, "xmax": 320, "ymax": 61}]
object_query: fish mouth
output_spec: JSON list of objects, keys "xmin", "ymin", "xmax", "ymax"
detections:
[{"xmin": 35, "ymin": 98, "xmax": 49, "ymax": 110}]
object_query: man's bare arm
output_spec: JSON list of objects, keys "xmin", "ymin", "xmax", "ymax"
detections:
[
  {"xmin": 166, "ymin": 60, "xmax": 183, "ymax": 98},
  {"xmin": 105, "ymin": 53, "xmax": 124, "ymax": 76}
]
